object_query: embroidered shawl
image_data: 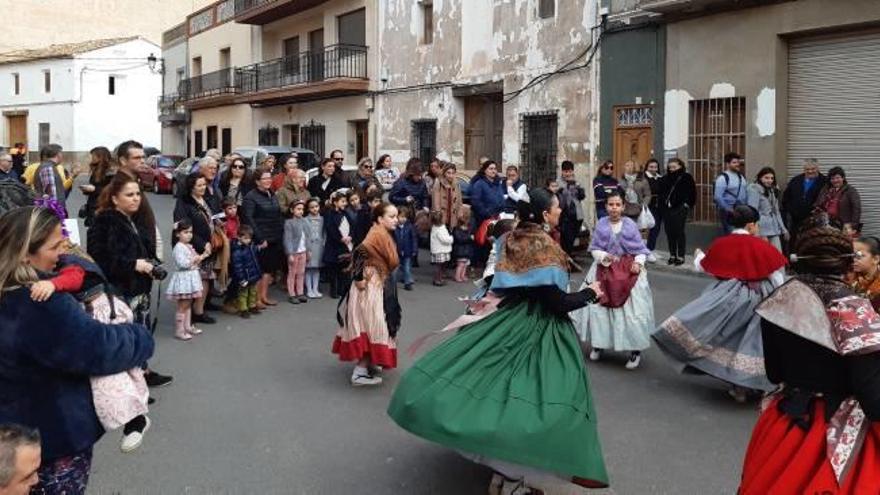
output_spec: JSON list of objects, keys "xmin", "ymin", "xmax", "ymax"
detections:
[
  {"xmin": 360, "ymin": 224, "xmax": 399, "ymax": 280},
  {"xmin": 491, "ymin": 224, "xmax": 570, "ymax": 291},
  {"xmin": 589, "ymin": 217, "xmax": 651, "ymax": 256}
]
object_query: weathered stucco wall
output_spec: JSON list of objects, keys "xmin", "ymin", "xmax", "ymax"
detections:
[
  {"xmin": 664, "ymin": 0, "xmax": 880, "ymax": 180},
  {"xmin": 376, "ymin": 0, "xmax": 596, "ymax": 172}
]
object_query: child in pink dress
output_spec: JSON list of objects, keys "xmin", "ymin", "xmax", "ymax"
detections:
[{"xmin": 166, "ymin": 219, "xmax": 207, "ymax": 340}]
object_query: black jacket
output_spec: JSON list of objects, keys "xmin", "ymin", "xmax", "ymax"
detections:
[
  {"xmin": 781, "ymin": 173, "xmax": 827, "ymax": 229},
  {"xmin": 242, "ymin": 188, "xmax": 284, "ymax": 244},
  {"xmin": 452, "ymin": 227, "xmax": 474, "ymax": 260},
  {"xmin": 308, "ymin": 174, "xmax": 344, "ymax": 205},
  {"xmin": 86, "ymin": 209, "xmax": 156, "ymax": 299},
  {"xmin": 173, "ymin": 196, "xmax": 214, "ymax": 255},
  {"xmin": 658, "ymin": 170, "xmax": 697, "ymax": 211},
  {"xmin": 323, "ymin": 209, "xmax": 349, "ymax": 265}
]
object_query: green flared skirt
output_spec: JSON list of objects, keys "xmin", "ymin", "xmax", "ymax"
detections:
[{"xmin": 387, "ymin": 300, "xmax": 609, "ymax": 486}]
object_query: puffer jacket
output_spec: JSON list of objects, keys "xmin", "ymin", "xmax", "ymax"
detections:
[
  {"xmin": 230, "ymin": 239, "xmax": 262, "ymax": 284},
  {"xmin": 469, "ymin": 175, "xmax": 505, "ymax": 222},
  {"xmin": 242, "ymin": 188, "xmax": 284, "ymax": 244}
]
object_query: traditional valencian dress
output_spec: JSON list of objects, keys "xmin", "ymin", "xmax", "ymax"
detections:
[
  {"xmin": 740, "ymin": 275, "xmax": 880, "ymax": 494},
  {"xmin": 573, "ymin": 216, "xmax": 654, "ymax": 352},
  {"xmin": 651, "ymin": 230, "xmax": 787, "ymax": 391},
  {"xmin": 388, "ymin": 225, "xmax": 609, "ymax": 490},
  {"xmin": 332, "ymin": 223, "xmax": 401, "ymax": 368}
]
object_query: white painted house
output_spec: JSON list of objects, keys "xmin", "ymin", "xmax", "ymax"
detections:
[{"xmin": 0, "ymin": 37, "xmax": 162, "ymax": 158}]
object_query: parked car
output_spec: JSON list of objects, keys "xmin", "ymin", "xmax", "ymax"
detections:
[
  {"xmin": 171, "ymin": 157, "xmax": 199, "ymax": 197},
  {"xmin": 144, "ymin": 146, "xmax": 161, "ymax": 158},
  {"xmin": 231, "ymin": 146, "xmax": 318, "ymax": 175},
  {"xmin": 141, "ymin": 154, "xmax": 183, "ymax": 194}
]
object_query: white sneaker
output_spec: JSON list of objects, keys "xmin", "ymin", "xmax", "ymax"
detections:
[
  {"xmin": 589, "ymin": 349, "xmax": 602, "ymax": 361},
  {"xmin": 120, "ymin": 416, "xmax": 151, "ymax": 453},
  {"xmin": 351, "ymin": 373, "xmax": 383, "ymax": 387},
  {"xmin": 625, "ymin": 353, "xmax": 642, "ymax": 370},
  {"xmin": 647, "ymin": 252, "xmax": 658, "ymax": 264}
]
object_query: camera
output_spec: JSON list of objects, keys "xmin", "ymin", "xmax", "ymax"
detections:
[{"xmin": 149, "ymin": 261, "xmax": 168, "ymax": 281}]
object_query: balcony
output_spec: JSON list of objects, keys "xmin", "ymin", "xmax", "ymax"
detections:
[
  {"xmin": 158, "ymin": 95, "xmax": 188, "ymax": 124},
  {"xmin": 638, "ymin": 0, "xmax": 794, "ymax": 16},
  {"xmin": 233, "ymin": 0, "xmax": 330, "ymax": 25},
  {"xmin": 237, "ymin": 44, "xmax": 369, "ymax": 105},
  {"xmin": 179, "ymin": 68, "xmax": 238, "ymax": 109}
]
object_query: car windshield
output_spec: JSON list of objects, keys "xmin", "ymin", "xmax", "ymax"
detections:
[{"xmin": 157, "ymin": 158, "xmax": 177, "ymax": 168}]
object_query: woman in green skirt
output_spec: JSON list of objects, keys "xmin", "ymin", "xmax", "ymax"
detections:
[{"xmin": 388, "ymin": 190, "xmax": 609, "ymax": 494}]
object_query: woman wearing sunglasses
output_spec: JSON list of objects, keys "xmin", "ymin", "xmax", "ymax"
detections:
[
  {"xmin": 220, "ymin": 157, "xmax": 252, "ymax": 206},
  {"xmin": 592, "ymin": 160, "xmax": 624, "ymax": 220}
]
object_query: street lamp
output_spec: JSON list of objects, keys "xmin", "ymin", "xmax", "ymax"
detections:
[{"xmin": 147, "ymin": 53, "xmax": 164, "ymax": 74}]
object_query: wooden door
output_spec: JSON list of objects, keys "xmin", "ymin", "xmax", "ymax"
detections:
[
  {"xmin": 612, "ymin": 105, "xmax": 654, "ymax": 177},
  {"xmin": 465, "ymin": 95, "xmax": 503, "ymax": 169},
  {"xmin": 355, "ymin": 121, "xmax": 368, "ymax": 160},
  {"xmin": 7, "ymin": 115, "xmax": 26, "ymax": 147}
]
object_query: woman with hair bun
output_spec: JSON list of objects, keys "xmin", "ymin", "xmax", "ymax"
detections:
[
  {"xmin": 388, "ymin": 189, "xmax": 609, "ymax": 494},
  {"xmin": 652, "ymin": 204, "xmax": 787, "ymax": 402},
  {"xmin": 740, "ymin": 216, "xmax": 880, "ymax": 494}
]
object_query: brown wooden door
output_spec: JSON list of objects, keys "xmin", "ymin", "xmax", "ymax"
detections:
[
  {"xmin": 7, "ymin": 115, "xmax": 26, "ymax": 147},
  {"xmin": 465, "ymin": 95, "xmax": 503, "ymax": 169},
  {"xmin": 354, "ymin": 121, "xmax": 368, "ymax": 160},
  {"xmin": 612, "ymin": 105, "xmax": 654, "ymax": 177}
]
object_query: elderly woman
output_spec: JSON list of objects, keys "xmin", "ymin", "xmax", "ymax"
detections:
[
  {"xmin": 354, "ymin": 157, "xmax": 382, "ymax": 197},
  {"xmin": 815, "ymin": 166, "xmax": 862, "ymax": 236},
  {"xmin": 174, "ymin": 173, "xmax": 217, "ymax": 324},
  {"xmin": 0, "ymin": 206, "xmax": 153, "ymax": 493},
  {"xmin": 275, "ymin": 166, "xmax": 310, "ymax": 214}
]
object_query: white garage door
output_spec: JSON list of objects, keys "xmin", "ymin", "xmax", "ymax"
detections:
[{"xmin": 788, "ymin": 31, "xmax": 880, "ymax": 234}]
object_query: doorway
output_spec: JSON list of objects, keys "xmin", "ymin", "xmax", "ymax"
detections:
[
  {"xmin": 612, "ymin": 105, "xmax": 654, "ymax": 177},
  {"xmin": 464, "ymin": 94, "xmax": 503, "ymax": 170},
  {"xmin": 353, "ymin": 120, "xmax": 369, "ymax": 161},
  {"xmin": 6, "ymin": 114, "xmax": 27, "ymax": 148},
  {"xmin": 309, "ymin": 29, "xmax": 324, "ymax": 82}
]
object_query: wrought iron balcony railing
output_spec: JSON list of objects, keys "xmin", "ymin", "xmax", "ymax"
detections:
[
  {"xmin": 158, "ymin": 94, "xmax": 187, "ymax": 122},
  {"xmin": 179, "ymin": 68, "xmax": 238, "ymax": 101},
  {"xmin": 237, "ymin": 44, "xmax": 368, "ymax": 94}
]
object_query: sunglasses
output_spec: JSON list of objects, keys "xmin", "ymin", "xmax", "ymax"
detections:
[
  {"xmin": 333, "ymin": 158, "xmax": 344, "ymax": 162},
  {"xmin": 231, "ymin": 164, "xmax": 245, "ymax": 169},
  {"xmin": 362, "ymin": 165, "xmax": 373, "ymax": 169}
]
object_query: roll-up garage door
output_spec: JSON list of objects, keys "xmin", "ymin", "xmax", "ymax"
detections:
[{"xmin": 788, "ymin": 31, "xmax": 880, "ymax": 234}]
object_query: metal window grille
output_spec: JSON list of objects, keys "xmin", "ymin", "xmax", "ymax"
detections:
[
  {"xmin": 258, "ymin": 125, "xmax": 279, "ymax": 147},
  {"xmin": 520, "ymin": 112, "xmax": 558, "ymax": 188},
  {"xmin": 687, "ymin": 97, "xmax": 746, "ymax": 224},
  {"xmin": 38, "ymin": 123, "xmax": 50, "ymax": 149},
  {"xmin": 538, "ymin": 0, "xmax": 555, "ymax": 18},
  {"xmin": 411, "ymin": 120, "xmax": 437, "ymax": 165},
  {"xmin": 301, "ymin": 123, "xmax": 325, "ymax": 158},
  {"xmin": 616, "ymin": 106, "xmax": 653, "ymax": 128}
]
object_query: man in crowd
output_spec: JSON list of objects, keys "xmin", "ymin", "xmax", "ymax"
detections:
[
  {"xmin": 781, "ymin": 158, "xmax": 826, "ymax": 246},
  {"xmin": 713, "ymin": 152, "xmax": 748, "ymax": 234},
  {"xmin": 0, "ymin": 425, "xmax": 40, "ymax": 495},
  {"xmin": 329, "ymin": 149, "xmax": 351, "ymax": 187},
  {"xmin": 32, "ymin": 144, "xmax": 68, "ymax": 210},
  {"xmin": 0, "ymin": 153, "xmax": 19, "ymax": 182},
  {"xmin": 9, "ymin": 143, "xmax": 26, "ymax": 179},
  {"xmin": 558, "ymin": 160, "xmax": 586, "ymax": 255}
]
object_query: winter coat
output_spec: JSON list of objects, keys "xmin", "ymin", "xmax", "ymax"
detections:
[
  {"xmin": 87, "ymin": 209, "xmax": 157, "ymax": 299},
  {"xmin": 431, "ymin": 178, "xmax": 463, "ymax": 228},
  {"xmin": 0, "ymin": 286, "xmax": 154, "ymax": 461},
  {"xmin": 395, "ymin": 221, "xmax": 419, "ymax": 259},
  {"xmin": 781, "ymin": 173, "xmax": 826, "ymax": 230},
  {"xmin": 643, "ymin": 172, "xmax": 662, "ymax": 210},
  {"xmin": 230, "ymin": 239, "xmax": 262, "ymax": 284},
  {"xmin": 83, "ymin": 172, "xmax": 112, "ymax": 227},
  {"xmin": 275, "ymin": 176, "xmax": 310, "ymax": 214},
  {"xmin": 713, "ymin": 170, "xmax": 748, "ymax": 213},
  {"xmin": 241, "ymin": 188, "xmax": 284, "ymax": 244},
  {"xmin": 307, "ymin": 174, "xmax": 344, "ymax": 205},
  {"xmin": 173, "ymin": 196, "xmax": 214, "ymax": 255},
  {"xmin": 283, "ymin": 217, "xmax": 308, "ymax": 256},
  {"xmin": 219, "ymin": 174, "xmax": 253, "ymax": 206},
  {"xmin": 815, "ymin": 183, "xmax": 862, "ymax": 229},
  {"xmin": 620, "ymin": 174, "xmax": 652, "ymax": 217},
  {"xmin": 430, "ymin": 224, "xmax": 454, "ymax": 255},
  {"xmin": 747, "ymin": 183, "xmax": 788, "ymax": 238},
  {"xmin": 452, "ymin": 226, "xmax": 474, "ymax": 260},
  {"xmin": 390, "ymin": 176, "xmax": 431, "ymax": 211},
  {"xmin": 592, "ymin": 175, "xmax": 621, "ymax": 219},
  {"xmin": 304, "ymin": 215, "xmax": 325, "ymax": 268},
  {"xmin": 323, "ymin": 209, "xmax": 349, "ymax": 265},
  {"xmin": 560, "ymin": 179, "xmax": 587, "ymax": 223},
  {"xmin": 658, "ymin": 169, "xmax": 697, "ymax": 211},
  {"xmin": 202, "ymin": 183, "xmax": 221, "ymax": 216},
  {"xmin": 469, "ymin": 175, "xmax": 506, "ymax": 223}
]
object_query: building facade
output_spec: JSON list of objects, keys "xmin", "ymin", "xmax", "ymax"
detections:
[
  {"xmin": 159, "ymin": 23, "xmax": 190, "ymax": 156},
  {"xmin": 0, "ymin": 37, "xmax": 162, "ymax": 158}
]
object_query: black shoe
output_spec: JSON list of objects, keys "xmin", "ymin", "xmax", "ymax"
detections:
[
  {"xmin": 192, "ymin": 313, "xmax": 216, "ymax": 324},
  {"xmin": 147, "ymin": 397, "xmax": 156, "ymax": 405},
  {"xmin": 667, "ymin": 257, "xmax": 676, "ymax": 265},
  {"xmin": 204, "ymin": 301, "xmax": 221, "ymax": 312},
  {"xmin": 673, "ymin": 258, "xmax": 685, "ymax": 266},
  {"xmin": 145, "ymin": 371, "xmax": 174, "ymax": 388},
  {"xmin": 404, "ymin": 284, "xmax": 413, "ymax": 291},
  {"xmin": 298, "ymin": 296, "xmax": 308, "ymax": 303},
  {"xmin": 239, "ymin": 310, "xmax": 251, "ymax": 319},
  {"xmin": 288, "ymin": 296, "xmax": 300, "ymax": 305}
]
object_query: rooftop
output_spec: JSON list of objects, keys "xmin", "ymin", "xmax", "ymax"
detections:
[{"xmin": 0, "ymin": 36, "xmax": 140, "ymax": 65}]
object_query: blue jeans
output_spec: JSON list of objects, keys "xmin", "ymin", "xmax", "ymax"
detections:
[{"xmin": 397, "ymin": 256, "xmax": 414, "ymax": 285}]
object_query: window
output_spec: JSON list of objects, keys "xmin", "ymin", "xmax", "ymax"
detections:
[
  {"xmin": 43, "ymin": 70, "xmax": 51, "ymax": 93},
  {"xmin": 194, "ymin": 130, "xmax": 204, "ymax": 156},
  {"xmin": 538, "ymin": 0, "xmax": 555, "ymax": 19},
  {"xmin": 520, "ymin": 112, "xmax": 558, "ymax": 189},
  {"xmin": 206, "ymin": 125, "xmax": 218, "ymax": 150},
  {"xmin": 300, "ymin": 123, "xmax": 325, "ymax": 158},
  {"xmin": 219, "ymin": 48, "xmax": 231, "ymax": 70},
  {"xmin": 192, "ymin": 56, "xmax": 202, "ymax": 77},
  {"xmin": 108, "ymin": 76, "xmax": 116, "ymax": 95},
  {"xmin": 284, "ymin": 124, "xmax": 300, "ymax": 147},
  {"xmin": 687, "ymin": 97, "xmax": 746, "ymax": 223},
  {"xmin": 258, "ymin": 125, "xmax": 280, "ymax": 147},
  {"xmin": 411, "ymin": 120, "xmax": 437, "ymax": 166},
  {"xmin": 337, "ymin": 8, "xmax": 366, "ymax": 46},
  {"xmin": 421, "ymin": 2, "xmax": 433, "ymax": 44},
  {"xmin": 176, "ymin": 68, "xmax": 185, "ymax": 86},
  {"xmin": 12, "ymin": 73, "xmax": 19, "ymax": 95},
  {"xmin": 283, "ymin": 36, "xmax": 301, "ymax": 77},
  {"xmin": 221, "ymin": 128, "xmax": 232, "ymax": 156},
  {"xmin": 38, "ymin": 123, "xmax": 50, "ymax": 149}
]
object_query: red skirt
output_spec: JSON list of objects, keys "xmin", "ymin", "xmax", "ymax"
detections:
[{"xmin": 740, "ymin": 398, "xmax": 880, "ymax": 495}]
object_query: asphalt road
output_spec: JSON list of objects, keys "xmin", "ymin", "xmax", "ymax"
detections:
[{"xmin": 68, "ymin": 190, "xmax": 757, "ymax": 495}]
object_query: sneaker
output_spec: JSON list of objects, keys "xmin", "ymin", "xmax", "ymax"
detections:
[
  {"xmin": 120, "ymin": 416, "xmax": 151, "ymax": 453},
  {"xmin": 351, "ymin": 373, "xmax": 383, "ymax": 387},
  {"xmin": 192, "ymin": 313, "xmax": 216, "ymax": 324},
  {"xmin": 308, "ymin": 292, "xmax": 323, "ymax": 299},
  {"xmin": 288, "ymin": 296, "xmax": 300, "ymax": 305},
  {"xmin": 367, "ymin": 364, "xmax": 384, "ymax": 376},
  {"xmin": 588, "ymin": 349, "xmax": 602, "ymax": 362},
  {"xmin": 625, "ymin": 353, "xmax": 642, "ymax": 370},
  {"xmin": 239, "ymin": 311, "xmax": 251, "ymax": 319},
  {"xmin": 404, "ymin": 284, "xmax": 413, "ymax": 291},
  {"xmin": 647, "ymin": 252, "xmax": 658, "ymax": 264},
  {"xmin": 144, "ymin": 371, "xmax": 173, "ymax": 388},
  {"xmin": 298, "ymin": 296, "xmax": 308, "ymax": 303}
]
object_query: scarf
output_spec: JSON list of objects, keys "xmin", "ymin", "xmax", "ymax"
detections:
[
  {"xmin": 589, "ymin": 217, "xmax": 651, "ymax": 256},
  {"xmin": 360, "ymin": 224, "xmax": 399, "ymax": 279}
]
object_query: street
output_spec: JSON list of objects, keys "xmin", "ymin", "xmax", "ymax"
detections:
[{"xmin": 75, "ymin": 191, "xmax": 756, "ymax": 495}]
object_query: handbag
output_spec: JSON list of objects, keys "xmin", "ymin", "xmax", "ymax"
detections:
[{"xmin": 637, "ymin": 205, "xmax": 656, "ymax": 230}]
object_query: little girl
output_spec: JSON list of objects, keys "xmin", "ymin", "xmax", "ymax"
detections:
[
  {"xmin": 166, "ymin": 219, "xmax": 206, "ymax": 341},
  {"xmin": 304, "ymin": 198, "xmax": 325, "ymax": 298},
  {"xmin": 429, "ymin": 210, "xmax": 454, "ymax": 286},
  {"xmin": 451, "ymin": 208, "xmax": 474, "ymax": 282},
  {"xmin": 323, "ymin": 191, "xmax": 352, "ymax": 299},
  {"xmin": 283, "ymin": 200, "xmax": 309, "ymax": 304}
]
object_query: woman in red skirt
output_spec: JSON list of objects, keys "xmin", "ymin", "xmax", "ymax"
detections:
[{"xmin": 741, "ymin": 215, "xmax": 880, "ymax": 495}]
